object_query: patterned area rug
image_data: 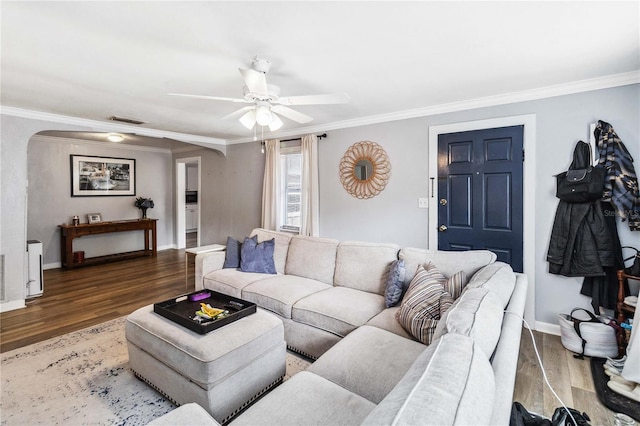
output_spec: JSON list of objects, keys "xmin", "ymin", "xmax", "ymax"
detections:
[{"xmin": 1, "ymin": 317, "xmax": 311, "ymax": 425}]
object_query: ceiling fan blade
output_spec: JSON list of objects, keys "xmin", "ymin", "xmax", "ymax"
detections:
[
  {"xmin": 168, "ymin": 93, "xmax": 248, "ymax": 103},
  {"xmin": 239, "ymin": 68, "xmax": 269, "ymax": 96},
  {"xmin": 268, "ymin": 113, "xmax": 283, "ymax": 131},
  {"xmin": 220, "ymin": 106, "xmax": 254, "ymax": 121},
  {"xmin": 239, "ymin": 110, "xmax": 257, "ymax": 130},
  {"xmin": 274, "ymin": 93, "xmax": 350, "ymax": 106},
  {"xmin": 271, "ymin": 105, "xmax": 313, "ymax": 124}
]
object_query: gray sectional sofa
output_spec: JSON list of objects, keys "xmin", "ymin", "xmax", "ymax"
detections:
[{"xmin": 153, "ymin": 228, "xmax": 527, "ymax": 425}]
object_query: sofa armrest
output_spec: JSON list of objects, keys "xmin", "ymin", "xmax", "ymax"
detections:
[
  {"xmin": 489, "ymin": 272, "xmax": 528, "ymax": 425},
  {"xmin": 195, "ymin": 252, "xmax": 226, "ymax": 291}
]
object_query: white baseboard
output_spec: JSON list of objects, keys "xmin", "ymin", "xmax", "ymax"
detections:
[
  {"xmin": 534, "ymin": 321, "xmax": 561, "ymax": 336},
  {"xmin": 44, "ymin": 262, "xmax": 61, "ymax": 270},
  {"xmin": 0, "ymin": 299, "xmax": 26, "ymax": 313}
]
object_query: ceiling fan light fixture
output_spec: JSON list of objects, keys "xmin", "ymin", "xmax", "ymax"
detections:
[
  {"xmin": 255, "ymin": 104, "xmax": 272, "ymax": 126},
  {"xmin": 107, "ymin": 133, "xmax": 124, "ymax": 142},
  {"xmin": 239, "ymin": 110, "xmax": 256, "ymax": 129},
  {"xmin": 268, "ymin": 113, "xmax": 283, "ymax": 131}
]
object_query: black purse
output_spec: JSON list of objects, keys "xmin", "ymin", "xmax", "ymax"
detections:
[
  {"xmin": 622, "ymin": 246, "xmax": 640, "ymax": 277},
  {"xmin": 556, "ymin": 141, "xmax": 605, "ymax": 203}
]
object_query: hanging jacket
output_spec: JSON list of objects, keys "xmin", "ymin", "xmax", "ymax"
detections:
[
  {"xmin": 548, "ymin": 140, "xmax": 615, "ymax": 276},
  {"xmin": 547, "ymin": 200, "xmax": 615, "ymax": 276},
  {"xmin": 595, "ymin": 120, "xmax": 640, "ymax": 230}
]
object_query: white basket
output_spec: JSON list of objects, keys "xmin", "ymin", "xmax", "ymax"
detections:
[{"xmin": 558, "ymin": 312, "xmax": 618, "ymax": 358}]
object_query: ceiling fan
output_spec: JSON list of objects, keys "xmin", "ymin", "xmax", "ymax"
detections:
[{"xmin": 169, "ymin": 57, "xmax": 350, "ymax": 131}]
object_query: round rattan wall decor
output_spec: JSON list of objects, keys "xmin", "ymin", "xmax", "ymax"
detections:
[{"xmin": 339, "ymin": 141, "xmax": 391, "ymax": 199}]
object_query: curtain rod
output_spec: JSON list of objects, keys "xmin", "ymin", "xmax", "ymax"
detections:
[{"xmin": 280, "ymin": 133, "xmax": 327, "ymax": 143}]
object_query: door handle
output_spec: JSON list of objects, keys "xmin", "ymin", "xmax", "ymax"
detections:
[
  {"xmin": 439, "ymin": 225, "xmax": 448, "ymax": 232},
  {"xmin": 440, "ymin": 198, "xmax": 447, "ymax": 206}
]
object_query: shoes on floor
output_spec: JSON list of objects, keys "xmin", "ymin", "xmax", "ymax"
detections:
[
  {"xmin": 610, "ymin": 375, "xmax": 637, "ymax": 386},
  {"xmin": 607, "ymin": 380, "xmax": 640, "ymax": 402},
  {"xmin": 606, "ymin": 355, "xmax": 627, "ymax": 367},
  {"xmin": 604, "ymin": 364, "xmax": 623, "ymax": 376}
]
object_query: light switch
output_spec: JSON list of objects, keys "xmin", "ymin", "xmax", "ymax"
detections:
[{"xmin": 418, "ymin": 198, "xmax": 429, "ymax": 209}]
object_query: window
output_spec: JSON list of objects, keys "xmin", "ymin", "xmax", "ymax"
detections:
[{"xmin": 280, "ymin": 149, "xmax": 302, "ymax": 232}]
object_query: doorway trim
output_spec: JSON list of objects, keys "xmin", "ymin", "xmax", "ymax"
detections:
[
  {"xmin": 176, "ymin": 156, "xmax": 201, "ymax": 249},
  {"xmin": 428, "ymin": 114, "xmax": 536, "ymax": 327}
]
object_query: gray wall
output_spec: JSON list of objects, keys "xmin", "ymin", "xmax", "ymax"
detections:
[
  {"xmin": 173, "ymin": 141, "xmax": 265, "ymax": 245},
  {"xmin": 2, "ymin": 84, "xmax": 638, "ymax": 327},
  {"xmin": 27, "ymin": 136, "xmax": 174, "ymax": 265},
  {"xmin": 317, "ymin": 84, "xmax": 639, "ymax": 326}
]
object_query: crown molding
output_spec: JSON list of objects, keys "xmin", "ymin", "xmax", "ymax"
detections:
[
  {"xmin": 30, "ymin": 134, "xmax": 173, "ymax": 154},
  {"xmin": 225, "ymin": 71, "xmax": 640, "ymax": 144},
  {"xmin": 0, "ymin": 106, "xmax": 227, "ymax": 148},
  {"xmin": 3, "ymin": 71, "xmax": 638, "ymax": 147}
]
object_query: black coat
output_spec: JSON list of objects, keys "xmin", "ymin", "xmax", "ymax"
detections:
[{"xmin": 547, "ymin": 199, "xmax": 615, "ymax": 277}]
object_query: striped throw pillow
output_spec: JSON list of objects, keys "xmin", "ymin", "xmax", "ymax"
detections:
[
  {"xmin": 395, "ymin": 263, "xmax": 453, "ymax": 345},
  {"xmin": 443, "ymin": 270, "xmax": 467, "ymax": 300}
]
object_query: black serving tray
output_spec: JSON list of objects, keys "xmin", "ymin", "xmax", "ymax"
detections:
[{"xmin": 154, "ymin": 290, "xmax": 257, "ymax": 334}]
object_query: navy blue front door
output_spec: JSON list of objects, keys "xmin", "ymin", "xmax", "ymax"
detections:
[{"xmin": 437, "ymin": 126, "xmax": 524, "ymax": 272}]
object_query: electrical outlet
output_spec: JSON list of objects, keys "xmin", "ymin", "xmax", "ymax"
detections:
[{"xmin": 418, "ymin": 198, "xmax": 429, "ymax": 209}]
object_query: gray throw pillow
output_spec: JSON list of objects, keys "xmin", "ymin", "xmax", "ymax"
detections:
[
  {"xmin": 384, "ymin": 259, "xmax": 406, "ymax": 307},
  {"xmin": 223, "ymin": 235, "xmax": 257, "ymax": 269},
  {"xmin": 240, "ymin": 237, "xmax": 276, "ymax": 274}
]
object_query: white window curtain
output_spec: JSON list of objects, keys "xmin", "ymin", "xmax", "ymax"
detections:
[
  {"xmin": 300, "ymin": 134, "xmax": 319, "ymax": 236},
  {"xmin": 261, "ymin": 139, "xmax": 281, "ymax": 230}
]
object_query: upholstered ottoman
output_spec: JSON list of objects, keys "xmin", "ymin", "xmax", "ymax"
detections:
[{"xmin": 125, "ymin": 305, "xmax": 286, "ymax": 424}]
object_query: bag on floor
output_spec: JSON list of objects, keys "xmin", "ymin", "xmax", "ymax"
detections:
[{"xmin": 558, "ymin": 308, "xmax": 618, "ymax": 359}]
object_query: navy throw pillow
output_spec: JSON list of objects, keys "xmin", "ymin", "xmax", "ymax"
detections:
[
  {"xmin": 240, "ymin": 237, "xmax": 276, "ymax": 274},
  {"xmin": 384, "ymin": 259, "xmax": 406, "ymax": 308},
  {"xmin": 223, "ymin": 235, "xmax": 257, "ymax": 269}
]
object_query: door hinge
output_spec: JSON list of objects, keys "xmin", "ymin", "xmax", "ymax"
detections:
[{"xmin": 522, "ymin": 149, "xmax": 525, "ymax": 162}]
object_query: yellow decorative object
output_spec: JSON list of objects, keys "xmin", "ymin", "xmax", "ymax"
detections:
[{"xmin": 339, "ymin": 141, "xmax": 391, "ymax": 199}]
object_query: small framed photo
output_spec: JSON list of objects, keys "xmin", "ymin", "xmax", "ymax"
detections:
[{"xmin": 87, "ymin": 213, "xmax": 102, "ymax": 224}]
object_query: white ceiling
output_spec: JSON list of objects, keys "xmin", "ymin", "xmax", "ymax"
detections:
[{"xmin": 2, "ymin": 1, "xmax": 639, "ymax": 148}]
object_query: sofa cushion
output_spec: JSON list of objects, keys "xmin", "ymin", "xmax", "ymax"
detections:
[
  {"xmin": 231, "ymin": 372, "xmax": 375, "ymax": 426},
  {"xmin": 361, "ymin": 334, "xmax": 495, "ymax": 426},
  {"xmin": 242, "ymin": 275, "xmax": 332, "ymax": 319},
  {"xmin": 203, "ymin": 269, "xmax": 274, "ymax": 299},
  {"xmin": 240, "ymin": 237, "xmax": 276, "ymax": 274},
  {"xmin": 147, "ymin": 403, "xmax": 218, "ymax": 426},
  {"xmin": 384, "ymin": 259, "xmax": 406, "ymax": 308},
  {"xmin": 334, "ymin": 241, "xmax": 400, "ymax": 294},
  {"xmin": 308, "ymin": 325, "xmax": 426, "ymax": 404},
  {"xmin": 432, "ymin": 288, "xmax": 504, "ymax": 358},
  {"xmin": 395, "ymin": 263, "xmax": 453, "ymax": 345},
  {"xmin": 285, "ymin": 235, "xmax": 339, "ymax": 285},
  {"xmin": 464, "ymin": 261, "xmax": 516, "ymax": 308},
  {"xmin": 250, "ymin": 228, "xmax": 293, "ymax": 274},
  {"xmin": 365, "ymin": 307, "xmax": 413, "ymax": 339},
  {"xmin": 399, "ymin": 247, "xmax": 496, "ymax": 287},
  {"xmin": 291, "ymin": 287, "xmax": 385, "ymax": 337},
  {"xmin": 223, "ymin": 235, "xmax": 257, "ymax": 269}
]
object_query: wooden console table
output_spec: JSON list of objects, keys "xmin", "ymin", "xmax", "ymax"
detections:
[{"xmin": 59, "ymin": 219, "xmax": 157, "ymax": 269}]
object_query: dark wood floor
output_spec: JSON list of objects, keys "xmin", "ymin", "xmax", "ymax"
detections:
[
  {"xmin": 0, "ymin": 249, "xmax": 193, "ymax": 353},
  {"xmin": 0, "ymin": 249, "xmax": 617, "ymax": 424}
]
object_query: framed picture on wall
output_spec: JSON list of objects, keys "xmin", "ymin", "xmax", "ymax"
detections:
[{"xmin": 70, "ymin": 155, "xmax": 136, "ymax": 196}]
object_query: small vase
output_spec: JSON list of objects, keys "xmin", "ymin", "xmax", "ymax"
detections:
[{"xmin": 141, "ymin": 208, "xmax": 147, "ymax": 219}]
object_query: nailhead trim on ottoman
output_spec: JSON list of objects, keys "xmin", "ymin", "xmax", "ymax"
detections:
[{"xmin": 125, "ymin": 305, "xmax": 286, "ymax": 424}]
